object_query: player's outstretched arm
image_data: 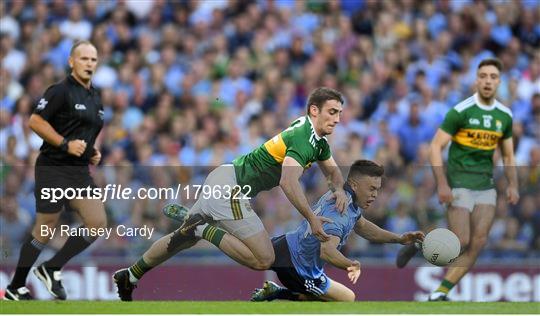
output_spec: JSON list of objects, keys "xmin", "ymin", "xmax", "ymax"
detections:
[
  {"xmin": 318, "ymin": 157, "xmax": 347, "ymax": 212},
  {"xmin": 430, "ymin": 129, "xmax": 453, "ymax": 204},
  {"xmin": 320, "ymin": 235, "xmax": 361, "ymax": 284},
  {"xmin": 500, "ymin": 137, "xmax": 520, "ymax": 205},
  {"xmin": 280, "ymin": 157, "xmax": 331, "ymax": 241},
  {"xmin": 354, "ymin": 217, "xmax": 424, "ymax": 244}
]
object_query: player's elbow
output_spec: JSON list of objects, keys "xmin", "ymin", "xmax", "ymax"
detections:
[
  {"xmin": 502, "ymin": 155, "xmax": 514, "ymax": 166},
  {"xmin": 319, "ymin": 252, "xmax": 329, "ymax": 263},
  {"xmin": 319, "ymin": 245, "xmax": 333, "ymax": 262},
  {"xmin": 429, "ymin": 141, "xmax": 441, "ymax": 155},
  {"xmin": 429, "ymin": 142, "xmax": 444, "ymax": 163},
  {"xmin": 279, "ymin": 174, "xmax": 293, "ymax": 191}
]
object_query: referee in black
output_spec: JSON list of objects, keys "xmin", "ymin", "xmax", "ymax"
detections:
[{"xmin": 5, "ymin": 41, "xmax": 106, "ymax": 300}]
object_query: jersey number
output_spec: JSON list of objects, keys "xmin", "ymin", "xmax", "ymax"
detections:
[
  {"xmin": 482, "ymin": 115, "xmax": 492, "ymax": 128},
  {"xmin": 285, "ymin": 116, "xmax": 307, "ymax": 132}
]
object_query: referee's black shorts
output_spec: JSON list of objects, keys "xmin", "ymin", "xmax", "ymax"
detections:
[
  {"xmin": 270, "ymin": 235, "xmax": 329, "ymax": 296},
  {"xmin": 34, "ymin": 153, "xmax": 96, "ymax": 213}
]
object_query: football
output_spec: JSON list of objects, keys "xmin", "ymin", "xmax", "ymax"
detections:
[{"xmin": 422, "ymin": 228, "xmax": 461, "ymax": 266}]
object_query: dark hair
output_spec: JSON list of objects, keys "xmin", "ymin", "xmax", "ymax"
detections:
[
  {"xmin": 477, "ymin": 58, "xmax": 503, "ymax": 73},
  {"xmin": 347, "ymin": 160, "xmax": 384, "ymax": 180},
  {"xmin": 306, "ymin": 87, "xmax": 344, "ymax": 116},
  {"xmin": 70, "ymin": 40, "xmax": 96, "ymax": 56}
]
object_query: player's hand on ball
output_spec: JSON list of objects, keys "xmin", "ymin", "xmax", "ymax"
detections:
[
  {"xmin": 399, "ymin": 231, "xmax": 425, "ymax": 245},
  {"xmin": 309, "ymin": 216, "xmax": 333, "ymax": 242},
  {"xmin": 347, "ymin": 260, "xmax": 361, "ymax": 284},
  {"xmin": 437, "ymin": 184, "xmax": 453, "ymax": 204},
  {"xmin": 90, "ymin": 148, "xmax": 101, "ymax": 165},
  {"xmin": 329, "ymin": 188, "xmax": 348, "ymax": 213},
  {"xmin": 506, "ymin": 186, "xmax": 519, "ymax": 205},
  {"xmin": 68, "ymin": 139, "xmax": 87, "ymax": 157}
]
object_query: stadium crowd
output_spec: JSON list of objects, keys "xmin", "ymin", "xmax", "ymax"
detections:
[{"xmin": 1, "ymin": 0, "xmax": 539, "ymax": 263}]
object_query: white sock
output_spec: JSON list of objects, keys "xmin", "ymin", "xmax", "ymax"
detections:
[
  {"xmin": 127, "ymin": 268, "xmax": 139, "ymax": 284},
  {"xmin": 194, "ymin": 223, "xmax": 209, "ymax": 238},
  {"xmin": 429, "ymin": 291, "xmax": 446, "ymax": 299}
]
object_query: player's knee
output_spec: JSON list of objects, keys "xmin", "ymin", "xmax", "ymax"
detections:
[
  {"xmin": 250, "ymin": 252, "xmax": 274, "ymax": 270},
  {"xmin": 459, "ymin": 235, "xmax": 470, "ymax": 250},
  {"xmin": 336, "ymin": 289, "xmax": 355, "ymax": 302},
  {"xmin": 259, "ymin": 259, "xmax": 273, "ymax": 270},
  {"xmin": 255, "ymin": 256, "xmax": 274, "ymax": 270},
  {"xmin": 470, "ymin": 235, "xmax": 488, "ymax": 251}
]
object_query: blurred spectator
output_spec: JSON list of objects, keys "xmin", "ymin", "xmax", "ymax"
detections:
[
  {"xmin": 396, "ymin": 102, "xmax": 433, "ymax": 163},
  {"xmin": 1, "ymin": 33, "xmax": 26, "ymax": 80},
  {"xmin": 493, "ymin": 217, "xmax": 528, "ymax": 258},
  {"xmin": 0, "ymin": 195, "xmax": 32, "ymax": 257},
  {"xmin": 59, "ymin": 2, "xmax": 92, "ymax": 41}
]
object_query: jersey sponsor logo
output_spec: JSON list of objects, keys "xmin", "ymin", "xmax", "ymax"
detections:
[
  {"xmin": 264, "ymin": 134, "xmax": 287, "ymax": 163},
  {"xmin": 36, "ymin": 98, "xmax": 48, "ymax": 110},
  {"xmin": 469, "ymin": 118, "xmax": 480, "ymax": 125},
  {"xmin": 453, "ymin": 128, "xmax": 502, "ymax": 150},
  {"xmin": 75, "ymin": 104, "xmax": 87, "ymax": 110}
]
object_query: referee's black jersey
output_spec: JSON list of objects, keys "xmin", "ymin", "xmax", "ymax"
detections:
[{"xmin": 33, "ymin": 75, "xmax": 104, "ymax": 165}]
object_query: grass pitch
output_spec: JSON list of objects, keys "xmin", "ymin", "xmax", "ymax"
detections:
[{"xmin": 1, "ymin": 301, "xmax": 539, "ymax": 314}]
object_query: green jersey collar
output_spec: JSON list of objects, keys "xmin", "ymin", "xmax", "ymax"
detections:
[
  {"xmin": 306, "ymin": 115, "xmax": 327, "ymax": 141},
  {"xmin": 473, "ymin": 93, "xmax": 497, "ymax": 111}
]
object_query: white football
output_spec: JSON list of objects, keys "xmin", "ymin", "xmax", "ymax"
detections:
[{"xmin": 422, "ymin": 228, "xmax": 460, "ymax": 266}]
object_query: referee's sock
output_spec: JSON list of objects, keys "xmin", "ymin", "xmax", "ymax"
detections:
[
  {"xmin": 9, "ymin": 235, "xmax": 45, "ymax": 289},
  {"xmin": 44, "ymin": 227, "xmax": 97, "ymax": 270}
]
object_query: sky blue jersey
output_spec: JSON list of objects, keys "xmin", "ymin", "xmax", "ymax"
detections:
[{"xmin": 285, "ymin": 185, "xmax": 363, "ymax": 280}]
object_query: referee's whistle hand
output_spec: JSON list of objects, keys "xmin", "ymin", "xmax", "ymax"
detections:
[{"xmin": 68, "ymin": 139, "xmax": 87, "ymax": 157}]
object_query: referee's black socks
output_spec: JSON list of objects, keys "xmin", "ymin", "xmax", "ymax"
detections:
[
  {"xmin": 44, "ymin": 226, "xmax": 97, "ymax": 270},
  {"xmin": 9, "ymin": 235, "xmax": 45, "ymax": 289}
]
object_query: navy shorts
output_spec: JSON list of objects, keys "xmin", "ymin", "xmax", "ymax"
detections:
[
  {"xmin": 270, "ymin": 235, "xmax": 330, "ymax": 296},
  {"xmin": 34, "ymin": 154, "xmax": 96, "ymax": 213}
]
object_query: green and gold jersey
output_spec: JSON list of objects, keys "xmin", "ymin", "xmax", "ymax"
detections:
[
  {"xmin": 440, "ymin": 94, "xmax": 513, "ymax": 190},
  {"xmin": 233, "ymin": 116, "xmax": 331, "ymax": 197}
]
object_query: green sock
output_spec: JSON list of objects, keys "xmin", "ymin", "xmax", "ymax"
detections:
[
  {"xmin": 202, "ymin": 225, "xmax": 226, "ymax": 247},
  {"xmin": 436, "ymin": 279, "xmax": 455, "ymax": 295},
  {"xmin": 129, "ymin": 258, "xmax": 152, "ymax": 280}
]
